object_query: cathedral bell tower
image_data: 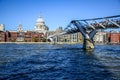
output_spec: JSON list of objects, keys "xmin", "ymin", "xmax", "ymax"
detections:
[{"xmin": 16, "ymin": 24, "xmax": 24, "ymax": 42}]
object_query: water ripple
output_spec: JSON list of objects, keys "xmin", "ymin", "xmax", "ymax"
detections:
[{"xmin": 0, "ymin": 44, "xmax": 120, "ymax": 80}]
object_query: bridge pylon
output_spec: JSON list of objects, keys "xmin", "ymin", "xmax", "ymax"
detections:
[
  {"xmin": 64, "ymin": 15, "xmax": 120, "ymax": 50},
  {"xmin": 71, "ymin": 21, "xmax": 97, "ymax": 50}
]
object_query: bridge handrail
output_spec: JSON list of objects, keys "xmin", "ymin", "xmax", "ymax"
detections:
[{"xmin": 74, "ymin": 15, "xmax": 120, "ymax": 21}]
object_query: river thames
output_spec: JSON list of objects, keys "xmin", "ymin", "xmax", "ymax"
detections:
[{"xmin": 0, "ymin": 43, "xmax": 120, "ymax": 80}]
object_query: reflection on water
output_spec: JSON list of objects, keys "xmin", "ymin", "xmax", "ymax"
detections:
[{"xmin": 0, "ymin": 43, "xmax": 120, "ymax": 80}]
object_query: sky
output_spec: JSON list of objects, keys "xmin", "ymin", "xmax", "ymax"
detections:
[{"xmin": 0, "ymin": 0, "xmax": 120, "ymax": 31}]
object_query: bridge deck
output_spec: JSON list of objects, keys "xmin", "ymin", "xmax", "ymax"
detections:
[
  {"xmin": 65, "ymin": 15, "xmax": 120, "ymax": 33},
  {"xmin": 48, "ymin": 15, "xmax": 120, "ymax": 40}
]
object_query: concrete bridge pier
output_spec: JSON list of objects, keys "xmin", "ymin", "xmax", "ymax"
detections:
[
  {"xmin": 82, "ymin": 30, "xmax": 97, "ymax": 51},
  {"xmin": 71, "ymin": 21, "xmax": 97, "ymax": 51},
  {"xmin": 82, "ymin": 30, "xmax": 97, "ymax": 50},
  {"xmin": 83, "ymin": 38, "xmax": 94, "ymax": 50}
]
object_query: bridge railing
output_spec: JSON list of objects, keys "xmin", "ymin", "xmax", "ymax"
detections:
[{"xmin": 64, "ymin": 15, "xmax": 120, "ymax": 34}]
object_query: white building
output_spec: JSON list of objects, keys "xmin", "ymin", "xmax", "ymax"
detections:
[
  {"xmin": 16, "ymin": 24, "xmax": 24, "ymax": 42},
  {"xmin": 0, "ymin": 24, "xmax": 5, "ymax": 31},
  {"xmin": 94, "ymin": 31, "xmax": 106, "ymax": 43},
  {"xmin": 34, "ymin": 16, "xmax": 49, "ymax": 34},
  {"xmin": 17, "ymin": 24, "xmax": 23, "ymax": 32}
]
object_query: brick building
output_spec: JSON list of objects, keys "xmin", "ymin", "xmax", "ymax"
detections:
[
  {"xmin": 0, "ymin": 16, "xmax": 48, "ymax": 42},
  {"xmin": 0, "ymin": 31, "xmax": 44, "ymax": 42},
  {"xmin": 106, "ymin": 32, "xmax": 120, "ymax": 44},
  {"xmin": 0, "ymin": 31, "xmax": 6, "ymax": 42}
]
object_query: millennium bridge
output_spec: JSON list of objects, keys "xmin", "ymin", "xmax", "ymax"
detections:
[{"xmin": 47, "ymin": 15, "xmax": 120, "ymax": 50}]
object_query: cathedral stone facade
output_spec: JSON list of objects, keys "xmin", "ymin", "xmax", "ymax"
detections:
[
  {"xmin": 0, "ymin": 24, "xmax": 5, "ymax": 31},
  {"xmin": 34, "ymin": 16, "xmax": 49, "ymax": 34}
]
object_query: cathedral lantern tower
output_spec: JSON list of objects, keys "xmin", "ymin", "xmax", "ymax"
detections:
[{"xmin": 34, "ymin": 16, "xmax": 49, "ymax": 34}]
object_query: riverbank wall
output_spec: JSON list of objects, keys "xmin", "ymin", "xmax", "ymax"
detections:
[
  {"xmin": 0, "ymin": 42, "xmax": 82, "ymax": 44},
  {"xmin": 0, "ymin": 42, "xmax": 119, "ymax": 45}
]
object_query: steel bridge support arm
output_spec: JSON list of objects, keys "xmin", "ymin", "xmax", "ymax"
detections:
[{"xmin": 72, "ymin": 21, "xmax": 96, "ymax": 50}]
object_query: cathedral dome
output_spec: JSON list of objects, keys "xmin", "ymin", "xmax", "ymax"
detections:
[
  {"xmin": 34, "ymin": 16, "xmax": 49, "ymax": 34},
  {"xmin": 36, "ymin": 16, "xmax": 44, "ymax": 23}
]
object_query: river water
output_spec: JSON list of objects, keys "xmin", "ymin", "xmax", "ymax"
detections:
[{"xmin": 0, "ymin": 43, "xmax": 120, "ymax": 80}]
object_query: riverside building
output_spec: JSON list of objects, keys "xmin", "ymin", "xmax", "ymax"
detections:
[
  {"xmin": 47, "ymin": 26, "xmax": 83, "ymax": 43},
  {"xmin": 0, "ymin": 16, "xmax": 120, "ymax": 43},
  {"xmin": 4, "ymin": 24, "xmax": 44, "ymax": 42},
  {"xmin": 106, "ymin": 31, "xmax": 120, "ymax": 44},
  {"xmin": 0, "ymin": 16, "xmax": 48, "ymax": 42},
  {"xmin": 94, "ymin": 31, "xmax": 107, "ymax": 44},
  {"xmin": 0, "ymin": 24, "xmax": 5, "ymax": 31}
]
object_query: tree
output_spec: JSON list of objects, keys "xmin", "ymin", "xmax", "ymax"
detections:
[
  {"xmin": 33, "ymin": 37, "xmax": 38, "ymax": 42},
  {"xmin": 41, "ymin": 37, "xmax": 46, "ymax": 42}
]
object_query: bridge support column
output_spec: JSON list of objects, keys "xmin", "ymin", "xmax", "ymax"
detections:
[
  {"xmin": 83, "ymin": 38, "xmax": 94, "ymax": 50},
  {"xmin": 80, "ymin": 30, "xmax": 96, "ymax": 51},
  {"xmin": 82, "ymin": 31, "xmax": 96, "ymax": 51},
  {"xmin": 71, "ymin": 21, "xmax": 97, "ymax": 51}
]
